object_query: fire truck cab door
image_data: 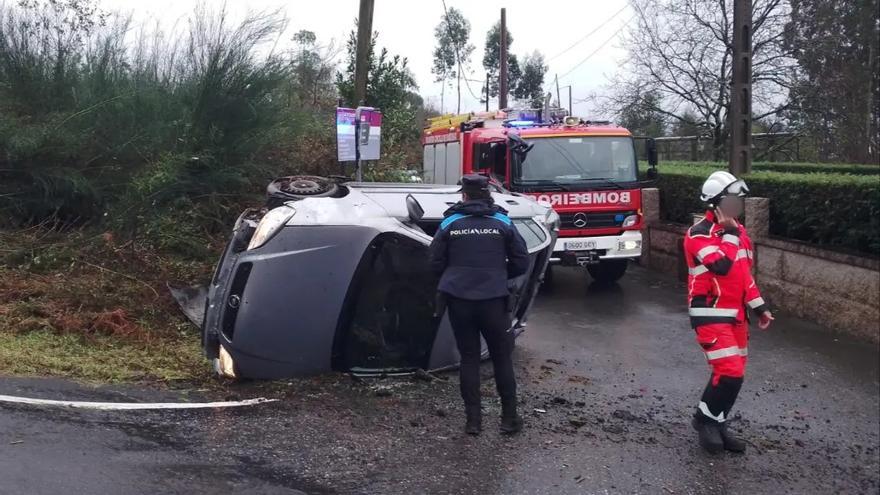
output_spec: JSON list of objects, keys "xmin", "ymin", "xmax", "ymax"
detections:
[{"xmin": 474, "ymin": 140, "xmax": 508, "ymax": 185}]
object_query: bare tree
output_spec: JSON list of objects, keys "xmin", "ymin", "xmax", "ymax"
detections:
[
  {"xmin": 289, "ymin": 30, "xmax": 340, "ymax": 108},
  {"xmin": 785, "ymin": 0, "xmax": 879, "ymax": 163},
  {"xmin": 432, "ymin": 7, "xmax": 474, "ymax": 114},
  {"xmin": 610, "ymin": 0, "xmax": 796, "ymax": 159}
]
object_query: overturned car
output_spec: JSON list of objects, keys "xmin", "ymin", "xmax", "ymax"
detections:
[{"xmin": 177, "ymin": 176, "xmax": 559, "ymax": 379}]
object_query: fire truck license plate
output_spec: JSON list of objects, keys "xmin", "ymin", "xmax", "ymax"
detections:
[{"xmin": 564, "ymin": 240, "xmax": 596, "ymax": 251}]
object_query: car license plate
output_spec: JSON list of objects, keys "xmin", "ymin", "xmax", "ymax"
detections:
[{"xmin": 564, "ymin": 240, "xmax": 596, "ymax": 251}]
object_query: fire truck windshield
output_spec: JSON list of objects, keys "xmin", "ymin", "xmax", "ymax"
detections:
[{"xmin": 512, "ymin": 136, "xmax": 638, "ymax": 186}]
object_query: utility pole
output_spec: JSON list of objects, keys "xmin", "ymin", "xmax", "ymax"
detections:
[
  {"xmin": 555, "ymin": 74, "xmax": 561, "ymax": 109},
  {"xmin": 568, "ymin": 86, "xmax": 572, "ymax": 116},
  {"xmin": 354, "ymin": 0, "xmax": 375, "ymax": 106},
  {"xmin": 729, "ymin": 0, "xmax": 752, "ymax": 175},
  {"xmin": 499, "ymin": 8, "xmax": 508, "ymax": 110},
  {"xmin": 353, "ymin": 0, "xmax": 375, "ymax": 182},
  {"xmin": 485, "ymin": 72, "xmax": 490, "ymax": 111},
  {"xmin": 557, "ymin": 84, "xmax": 573, "ymax": 115}
]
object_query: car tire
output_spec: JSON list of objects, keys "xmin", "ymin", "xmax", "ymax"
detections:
[
  {"xmin": 267, "ymin": 176, "xmax": 339, "ymax": 207},
  {"xmin": 587, "ymin": 259, "xmax": 628, "ymax": 284}
]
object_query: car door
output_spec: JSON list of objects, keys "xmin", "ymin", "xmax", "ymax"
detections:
[{"xmin": 508, "ymin": 217, "xmax": 554, "ymax": 324}]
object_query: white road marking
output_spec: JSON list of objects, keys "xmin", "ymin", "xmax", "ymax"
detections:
[{"xmin": 0, "ymin": 394, "xmax": 277, "ymax": 410}]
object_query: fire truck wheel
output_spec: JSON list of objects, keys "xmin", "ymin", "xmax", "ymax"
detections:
[{"xmin": 587, "ymin": 260, "xmax": 628, "ymax": 284}]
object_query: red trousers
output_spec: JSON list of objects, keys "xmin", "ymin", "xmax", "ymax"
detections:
[{"xmin": 695, "ymin": 321, "xmax": 749, "ymax": 385}]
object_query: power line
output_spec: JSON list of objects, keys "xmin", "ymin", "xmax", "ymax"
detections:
[
  {"xmin": 556, "ymin": 16, "xmax": 634, "ymax": 81},
  {"xmin": 440, "ymin": 0, "xmax": 483, "ymax": 106},
  {"xmin": 547, "ymin": 3, "xmax": 629, "ymax": 62}
]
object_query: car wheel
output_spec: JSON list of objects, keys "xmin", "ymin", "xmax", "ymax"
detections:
[
  {"xmin": 586, "ymin": 259, "xmax": 628, "ymax": 284},
  {"xmin": 267, "ymin": 175, "xmax": 339, "ymax": 206}
]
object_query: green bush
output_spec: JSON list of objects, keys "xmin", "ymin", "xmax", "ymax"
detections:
[
  {"xmin": 648, "ymin": 163, "xmax": 880, "ymax": 255},
  {"xmin": 664, "ymin": 160, "xmax": 880, "ymax": 175},
  {"xmin": 752, "ymin": 162, "xmax": 879, "ymax": 175},
  {"xmin": 0, "ymin": 3, "xmax": 291, "ymax": 229}
]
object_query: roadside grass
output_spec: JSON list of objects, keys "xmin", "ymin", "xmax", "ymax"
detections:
[
  {"xmin": 0, "ymin": 228, "xmax": 219, "ymax": 385},
  {"xmin": 0, "ymin": 328, "xmax": 206, "ymax": 383}
]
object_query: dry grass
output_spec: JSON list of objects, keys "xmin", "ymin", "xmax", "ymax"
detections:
[{"xmin": 0, "ymin": 227, "xmax": 218, "ymax": 384}]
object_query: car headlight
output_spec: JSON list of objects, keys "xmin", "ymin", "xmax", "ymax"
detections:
[
  {"xmin": 618, "ymin": 240, "xmax": 642, "ymax": 251},
  {"xmin": 214, "ymin": 345, "xmax": 237, "ymax": 378},
  {"xmin": 247, "ymin": 205, "xmax": 296, "ymax": 250},
  {"xmin": 622, "ymin": 214, "xmax": 639, "ymax": 228}
]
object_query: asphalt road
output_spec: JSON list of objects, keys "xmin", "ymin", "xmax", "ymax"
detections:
[{"xmin": 1, "ymin": 265, "xmax": 878, "ymax": 494}]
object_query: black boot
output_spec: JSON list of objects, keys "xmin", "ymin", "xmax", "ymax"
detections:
[
  {"xmin": 719, "ymin": 423, "xmax": 747, "ymax": 453},
  {"xmin": 464, "ymin": 406, "xmax": 482, "ymax": 435},
  {"xmin": 500, "ymin": 400, "xmax": 523, "ymax": 434},
  {"xmin": 692, "ymin": 416, "xmax": 723, "ymax": 454}
]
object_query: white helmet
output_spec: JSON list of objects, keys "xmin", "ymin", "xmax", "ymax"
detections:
[{"xmin": 700, "ymin": 170, "xmax": 749, "ymax": 204}]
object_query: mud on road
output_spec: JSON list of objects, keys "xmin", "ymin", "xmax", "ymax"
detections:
[{"xmin": 1, "ymin": 266, "xmax": 878, "ymax": 494}]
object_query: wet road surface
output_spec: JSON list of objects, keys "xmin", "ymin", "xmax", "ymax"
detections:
[{"xmin": 1, "ymin": 265, "xmax": 878, "ymax": 494}]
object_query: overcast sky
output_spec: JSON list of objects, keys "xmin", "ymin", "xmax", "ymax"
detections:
[{"xmin": 101, "ymin": 0, "xmax": 633, "ymax": 117}]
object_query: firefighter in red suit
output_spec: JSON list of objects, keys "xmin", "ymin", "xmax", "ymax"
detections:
[{"xmin": 685, "ymin": 171, "xmax": 774, "ymax": 454}]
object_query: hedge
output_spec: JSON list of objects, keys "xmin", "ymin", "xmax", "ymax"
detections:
[
  {"xmin": 645, "ymin": 163, "xmax": 880, "ymax": 255},
  {"xmin": 665, "ymin": 161, "xmax": 880, "ymax": 176}
]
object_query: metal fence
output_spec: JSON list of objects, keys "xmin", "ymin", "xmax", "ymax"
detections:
[{"xmin": 647, "ymin": 133, "xmax": 802, "ymax": 162}]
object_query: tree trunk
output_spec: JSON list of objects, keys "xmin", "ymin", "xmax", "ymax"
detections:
[
  {"xmin": 456, "ymin": 71, "xmax": 461, "ymax": 114},
  {"xmin": 865, "ymin": 21, "xmax": 877, "ymax": 163},
  {"xmin": 713, "ymin": 126, "xmax": 726, "ymax": 162}
]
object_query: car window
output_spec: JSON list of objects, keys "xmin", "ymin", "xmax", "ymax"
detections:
[{"xmin": 512, "ymin": 219, "xmax": 547, "ymax": 249}]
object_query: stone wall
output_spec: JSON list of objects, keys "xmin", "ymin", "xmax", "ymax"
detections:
[{"xmin": 640, "ymin": 188, "xmax": 880, "ymax": 343}]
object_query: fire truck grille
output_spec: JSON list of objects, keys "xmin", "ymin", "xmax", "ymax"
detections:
[{"xmin": 559, "ymin": 211, "xmax": 636, "ymax": 230}]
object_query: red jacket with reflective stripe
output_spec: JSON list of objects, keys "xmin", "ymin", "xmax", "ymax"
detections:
[{"xmin": 684, "ymin": 211, "xmax": 768, "ymax": 327}]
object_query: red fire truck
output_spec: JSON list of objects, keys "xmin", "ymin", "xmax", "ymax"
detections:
[{"xmin": 421, "ymin": 110, "xmax": 658, "ymax": 283}]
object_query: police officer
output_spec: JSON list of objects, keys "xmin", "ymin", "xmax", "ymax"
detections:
[
  {"xmin": 429, "ymin": 174, "xmax": 530, "ymax": 435},
  {"xmin": 684, "ymin": 171, "xmax": 774, "ymax": 454}
]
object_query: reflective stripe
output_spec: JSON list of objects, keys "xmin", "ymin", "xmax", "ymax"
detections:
[
  {"xmin": 747, "ymin": 297, "xmax": 765, "ymax": 309},
  {"xmin": 688, "ymin": 307, "xmax": 739, "ymax": 317},
  {"xmin": 705, "ymin": 346, "xmax": 741, "ymax": 360},
  {"xmin": 739, "ymin": 347, "xmax": 748, "ymax": 357},
  {"xmin": 440, "ymin": 213, "xmax": 468, "ymax": 230},
  {"xmin": 735, "ymin": 249, "xmax": 753, "ymax": 260},
  {"xmin": 722, "ymin": 234, "xmax": 740, "ymax": 245},
  {"xmin": 689, "ymin": 265, "xmax": 709, "ymax": 276},
  {"xmin": 490, "ymin": 212, "xmax": 512, "ymax": 225},
  {"xmin": 698, "ymin": 401, "xmax": 726, "ymax": 423},
  {"xmin": 696, "ymin": 245, "xmax": 720, "ymax": 261}
]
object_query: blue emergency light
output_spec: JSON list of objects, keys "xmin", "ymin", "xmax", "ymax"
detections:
[
  {"xmin": 614, "ymin": 214, "xmax": 626, "ymax": 223},
  {"xmin": 506, "ymin": 120, "xmax": 536, "ymax": 127}
]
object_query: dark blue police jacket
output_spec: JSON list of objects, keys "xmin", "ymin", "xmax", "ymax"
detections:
[{"xmin": 429, "ymin": 199, "xmax": 530, "ymax": 300}]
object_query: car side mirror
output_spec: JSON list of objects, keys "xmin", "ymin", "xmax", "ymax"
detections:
[
  {"xmin": 405, "ymin": 194, "xmax": 424, "ymax": 223},
  {"xmin": 646, "ymin": 167, "xmax": 658, "ymax": 180}
]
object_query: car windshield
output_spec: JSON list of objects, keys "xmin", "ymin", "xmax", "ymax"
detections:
[
  {"xmin": 513, "ymin": 136, "xmax": 637, "ymax": 184},
  {"xmin": 511, "ymin": 219, "xmax": 547, "ymax": 249}
]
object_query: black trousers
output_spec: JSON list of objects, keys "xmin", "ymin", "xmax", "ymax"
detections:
[{"xmin": 447, "ymin": 296, "xmax": 517, "ymax": 409}]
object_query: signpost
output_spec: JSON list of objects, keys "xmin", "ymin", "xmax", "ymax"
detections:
[
  {"xmin": 337, "ymin": 106, "xmax": 382, "ymax": 181},
  {"xmin": 336, "ymin": 107, "xmax": 357, "ymax": 162}
]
